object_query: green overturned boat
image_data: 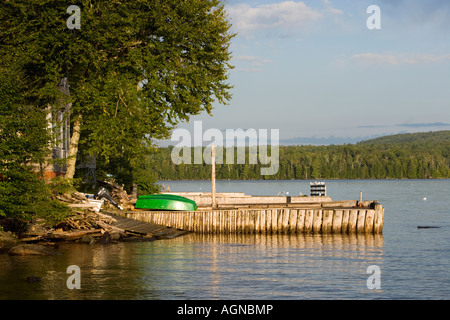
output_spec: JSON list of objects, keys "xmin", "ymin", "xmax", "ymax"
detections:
[{"xmin": 135, "ymin": 194, "xmax": 197, "ymax": 211}]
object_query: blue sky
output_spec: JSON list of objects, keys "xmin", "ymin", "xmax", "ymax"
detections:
[{"xmin": 166, "ymin": 0, "xmax": 450, "ymax": 146}]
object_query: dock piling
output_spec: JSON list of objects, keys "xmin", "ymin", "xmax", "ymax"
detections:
[{"xmin": 124, "ymin": 201, "xmax": 384, "ymax": 235}]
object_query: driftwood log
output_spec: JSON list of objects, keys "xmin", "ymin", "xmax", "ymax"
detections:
[{"xmin": 48, "ymin": 229, "xmax": 102, "ymax": 241}]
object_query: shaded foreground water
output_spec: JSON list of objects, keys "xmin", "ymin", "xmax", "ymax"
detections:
[{"xmin": 1, "ymin": 180, "xmax": 450, "ymax": 299}]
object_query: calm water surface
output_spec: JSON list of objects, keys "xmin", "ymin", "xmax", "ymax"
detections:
[{"xmin": 1, "ymin": 180, "xmax": 450, "ymax": 300}]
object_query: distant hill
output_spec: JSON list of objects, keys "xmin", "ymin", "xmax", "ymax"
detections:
[
  {"xmin": 147, "ymin": 130, "xmax": 450, "ymax": 180},
  {"xmin": 358, "ymin": 130, "xmax": 450, "ymax": 146}
]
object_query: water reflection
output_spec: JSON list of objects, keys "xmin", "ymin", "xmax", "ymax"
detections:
[
  {"xmin": 0, "ymin": 243, "xmax": 149, "ymax": 300},
  {"xmin": 176, "ymin": 232, "xmax": 384, "ymax": 248},
  {"xmin": 147, "ymin": 233, "xmax": 385, "ymax": 299},
  {"xmin": 0, "ymin": 233, "xmax": 384, "ymax": 300}
]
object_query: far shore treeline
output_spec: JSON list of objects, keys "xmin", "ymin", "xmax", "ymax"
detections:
[{"xmin": 150, "ymin": 131, "xmax": 450, "ymax": 181}]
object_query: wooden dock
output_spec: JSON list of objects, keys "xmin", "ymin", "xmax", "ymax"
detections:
[
  {"xmin": 102, "ymin": 212, "xmax": 190, "ymax": 240},
  {"xmin": 122, "ymin": 201, "xmax": 384, "ymax": 235}
]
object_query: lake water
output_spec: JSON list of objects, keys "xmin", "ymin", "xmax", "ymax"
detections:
[{"xmin": 1, "ymin": 179, "xmax": 450, "ymax": 300}]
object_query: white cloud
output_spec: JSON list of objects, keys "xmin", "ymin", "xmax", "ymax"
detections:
[
  {"xmin": 235, "ymin": 67, "xmax": 264, "ymax": 73},
  {"xmin": 227, "ymin": 1, "xmax": 323, "ymax": 36},
  {"xmin": 234, "ymin": 55, "xmax": 260, "ymax": 62},
  {"xmin": 233, "ymin": 55, "xmax": 273, "ymax": 72},
  {"xmin": 351, "ymin": 53, "xmax": 450, "ymax": 65},
  {"xmin": 234, "ymin": 55, "xmax": 273, "ymax": 66},
  {"xmin": 351, "ymin": 53, "xmax": 398, "ymax": 65},
  {"xmin": 403, "ymin": 53, "xmax": 450, "ymax": 64},
  {"xmin": 322, "ymin": 0, "xmax": 344, "ymax": 15}
]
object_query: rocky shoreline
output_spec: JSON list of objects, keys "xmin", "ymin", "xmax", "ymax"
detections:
[
  {"xmin": 0, "ymin": 187, "xmax": 190, "ymax": 256},
  {"xmin": 0, "ymin": 208, "xmax": 157, "ymax": 256}
]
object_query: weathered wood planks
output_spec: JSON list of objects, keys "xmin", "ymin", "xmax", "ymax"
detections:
[{"xmin": 125, "ymin": 204, "xmax": 384, "ymax": 235}]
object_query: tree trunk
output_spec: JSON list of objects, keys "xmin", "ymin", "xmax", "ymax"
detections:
[{"xmin": 65, "ymin": 113, "xmax": 82, "ymax": 180}]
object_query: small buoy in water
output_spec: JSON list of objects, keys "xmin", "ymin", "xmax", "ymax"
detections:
[{"xmin": 423, "ymin": 197, "xmax": 427, "ymax": 201}]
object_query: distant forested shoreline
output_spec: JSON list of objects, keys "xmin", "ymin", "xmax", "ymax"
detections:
[{"xmin": 147, "ymin": 131, "xmax": 450, "ymax": 180}]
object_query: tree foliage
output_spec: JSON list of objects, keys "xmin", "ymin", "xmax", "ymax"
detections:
[
  {"xmin": 0, "ymin": 64, "xmax": 70, "ymax": 223},
  {"xmin": 1, "ymin": 0, "xmax": 234, "ymax": 219},
  {"xmin": 1, "ymin": 0, "xmax": 234, "ymax": 187}
]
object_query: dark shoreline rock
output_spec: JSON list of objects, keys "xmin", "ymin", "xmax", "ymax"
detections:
[
  {"xmin": 79, "ymin": 234, "xmax": 96, "ymax": 244},
  {"xmin": 98, "ymin": 231, "xmax": 113, "ymax": 244},
  {"xmin": 0, "ymin": 231, "xmax": 21, "ymax": 253},
  {"xmin": 8, "ymin": 244, "xmax": 61, "ymax": 256}
]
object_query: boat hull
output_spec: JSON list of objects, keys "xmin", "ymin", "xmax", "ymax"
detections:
[{"xmin": 135, "ymin": 194, "xmax": 197, "ymax": 211}]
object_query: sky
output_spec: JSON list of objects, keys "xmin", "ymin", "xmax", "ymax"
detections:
[{"xmin": 163, "ymin": 0, "xmax": 450, "ymax": 146}]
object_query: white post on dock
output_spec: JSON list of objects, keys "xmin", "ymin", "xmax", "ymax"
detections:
[{"xmin": 212, "ymin": 144, "xmax": 217, "ymax": 209}]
